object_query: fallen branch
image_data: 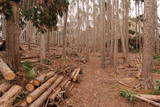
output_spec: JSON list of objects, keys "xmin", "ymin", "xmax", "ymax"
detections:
[
  {"xmin": 0, "ymin": 57, "xmax": 16, "ymax": 80},
  {"xmin": 139, "ymin": 94, "xmax": 160, "ymax": 102},
  {"xmin": 48, "ymin": 79, "xmax": 70, "ymax": 103},
  {"xmin": 135, "ymin": 95, "xmax": 160, "ymax": 107}
]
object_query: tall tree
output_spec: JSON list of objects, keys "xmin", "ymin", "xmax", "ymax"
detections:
[
  {"xmin": 141, "ymin": 0, "xmax": 156, "ymax": 89},
  {"xmin": 6, "ymin": 2, "xmax": 20, "ymax": 72}
]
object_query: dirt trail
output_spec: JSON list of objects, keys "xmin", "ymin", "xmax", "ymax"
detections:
[{"xmin": 63, "ymin": 55, "xmax": 154, "ymax": 107}]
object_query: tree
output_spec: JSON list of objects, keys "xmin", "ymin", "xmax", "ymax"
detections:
[
  {"xmin": 141, "ymin": 0, "xmax": 157, "ymax": 89},
  {"xmin": 0, "ymin": 0, "xmax": 69, "ymax": 71}
]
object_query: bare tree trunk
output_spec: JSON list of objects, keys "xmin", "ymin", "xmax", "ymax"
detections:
[
  {"xmin": 40, "ymin": 33, "xmax": 46, "ymax": 63},
  {"xmin": 62, "ymin": 9, "xmax": 68, "ymax": 55},
  {"xmin": 141, "ymin": 0, "xmax": 156, "ymax": 89},
  {"xmin": 100, "ymin": 0, "xmax": 105, "ymax": 68},
  {"xmin": 6, "ymin": 2, "xmax": 20, "ymax": 72}
]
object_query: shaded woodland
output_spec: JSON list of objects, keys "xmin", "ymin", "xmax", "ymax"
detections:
[{"xmin": 0, "ymin": 0, "xmax": 160, "ymax": 107}]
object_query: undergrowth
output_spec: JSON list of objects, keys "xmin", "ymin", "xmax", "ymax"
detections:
[
  {"xmin": 22, "ymin": 61, "xmax": 36, "ymax": 80},
  {"xmin": 43, "ymin": 58, "xmax": 52, "ymax": 65},
  {"xmin": 149, "ymin": 80, "xmax": 160, "ymax": 95},
  {"xmin": 152, "ymin": 69, "xmax": 160, "ymax": 74},
  {"xmin": 119, "ymin": 90, "xmax": 137, "ymax": 102},
  {"xmin": 13, "ymin": 91, "xmax": 27, "ymax": 105}
]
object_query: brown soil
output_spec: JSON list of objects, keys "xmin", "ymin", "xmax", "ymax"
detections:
[{"xmin": 63, "ymin": 54, "xmax": 155, "ymax": 107}]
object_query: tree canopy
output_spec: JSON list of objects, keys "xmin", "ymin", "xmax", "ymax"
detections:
[{"xmin": 0, "ymin": 0, "xmax": 69, "ymax": 32}]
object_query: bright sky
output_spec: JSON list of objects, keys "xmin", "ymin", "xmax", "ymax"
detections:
[{"xmin": 130, "ymin": 0, "xmax": 160, "ymax": 17}]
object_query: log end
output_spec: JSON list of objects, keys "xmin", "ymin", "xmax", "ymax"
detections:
[
  {"xmin": 25, "ymin": 84, "xmax": 35, "ymax": 92},
  {"xmin": 26, "ymin": 96, "xmax": 33, "ymax": 104},
  {"xmin": 5, "ymin": 72, "xmax": 16, "ymax": 80},
  {"xmin": 33, "ymin": 80, "xmax": 41, "ymax": 86}
]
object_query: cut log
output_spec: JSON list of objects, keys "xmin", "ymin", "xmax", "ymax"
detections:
[
  {"xmin": 25, "ymin": 81, "xmax": 35, "ymax": 92},
  {"xmin": 21, "ymin": 59, "xmax": 39, "ymax": 63},
  {"xmin": 14, "ymin": 101, "xmax": 28, "ymax": 107},
  {"xmin": 0, "ymin": 57, "xmax": 16, "ymax": 80},
  {"xmin": 0, "ymin": 82, "xmax": 11, "ymax": 97},
  {"xmin": 70, "ymin": 68, "xmax": 78, "ymax": 79},
  {"xmin": 72, "ymin": 68, "xmax": 81, "ymax": 82},
  {"xmin": 48, "ymin": 79, "xmax": 70, "ymax": 103},
  {"xmin": 135, "ymin": 95, "xmax": 160, "ymax": 107},
  {"xmin": 26, "ymin": 74, "xmax": 58, "ymax": 104},
  {"xmin": 0, "ymin": 85, "xmax": 22, "ymax": 105},
  {"xmin": 139, "ymin": 94, "xmax": 160, "ymax": 102},
  {"xmin": 21, "ymin": 56, "xmax": 38, "ymax": 60},
  {"xmin": 33, "ymin": 72, "xmax": 55, "ymax": 86},
  {"xmin": 29, "ymin": 75, "xmax": 64, "ymax": 107}
]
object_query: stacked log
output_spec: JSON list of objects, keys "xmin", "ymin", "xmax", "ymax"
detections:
[
  {"xmin": 14, "ymin": 67, "xmax": 81, "ymax": 107},
  {"xmin": 29, "ymin": 75, "xmax": 64, "ymax": 107},
  {"xmin": 26, "ymin": 74, "xmax": 58, "ymax": 104},
  {"xmin": 25, "ymin": 81, "xmax": 34, "ymax": 92},
  {"xmin": 25, "ymin": 72, "xmax": 56, "ymax": 92},
  {"xmin": 0, "ymin": 85, "xmax": 22, "ymax": 106},
  {"xmin": 33, "ymin": 72, "xmax": 55, "ymax": 86},
  {"xmin": 0, "ymin": 57, "xmax": 16, "ymax": 80},
  {"xmin": 0, "ymin": 82, "xmax": 11, "ymax": 96}
]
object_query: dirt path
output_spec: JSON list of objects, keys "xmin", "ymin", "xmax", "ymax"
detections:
[{"xmin": 63, "ymin": 55, "xmax": 154, "ymax": 107}]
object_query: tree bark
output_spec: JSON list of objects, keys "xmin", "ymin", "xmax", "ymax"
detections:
[
  {"xmin": 6, "ymin": 2, "xmax": 20, "ymax": 72},
  {"xmin": 26, "ymin": 74, "xmax": 58, "ymax": 104},
  {"xmin": 141, "ymin": 0, "xmax": 156, "ymax": 89}
]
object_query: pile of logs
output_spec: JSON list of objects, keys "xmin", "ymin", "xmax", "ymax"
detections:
[
  {"xmin": 0, "ymin": 83, "xmax": 23, "ymax": 106},
  {"xmin": 15, "ymin": 67, "xmax": 81, "ymax": 107}
]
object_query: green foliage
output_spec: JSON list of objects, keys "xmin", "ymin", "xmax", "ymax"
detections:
[
  {"xmin": 154, "ymin": 56, "xmax": 160, "ymax": 61},
  {"xmin": 0, "ymin": 0, "xmax": 13, "ymax": 19},
  {"xmin": 21, "ymin": 0, "xmax": 69, "ymax": 33},
  {"xmin": 22, "ymin": 61, "xmax": 36, "ymax": 80},
  {"xmin": 149, "ymin": 80, "xmax": 160, "ymax": 95},
  {"xmin": 154, "ymin": 80, "xmax": 160, "ymax": 91},
  {"xmin": 0, "ymin": 80, "xmax": 3, "ymax": 85},
  {"xmin": 0, "ymin": 0, "xmax": 69, "ymax": 32},
  {"xmin": 152, "ymin": 69, "xmax": 160, "ymax": 74},
  {"xmin": 43, "ymin": 59, "xmax": 52, "ymax": 65},
  {"xmin": 119, "ymin": 90, "xmax": 137, "ymax": 102},
  {"xmin": 13, "ymin": 91, "xmax": 27, "ymax": 105}
]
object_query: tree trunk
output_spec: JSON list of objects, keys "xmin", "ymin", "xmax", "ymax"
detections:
[
  {"xmin": 141, "ymin": 0, "xmax": 156, "ymax": 89},
  {"xmin": 6, "ymin": 2, "xmax": 20, "ymax": 72},
  {"xmin": 40, "ymin": 33, "xmax": 46, "ymax": 63}
]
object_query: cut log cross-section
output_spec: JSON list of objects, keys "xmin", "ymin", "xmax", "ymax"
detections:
[
  {"xmin": 0, "ymin": 85, "xmax": 22, "ymax": 105},
  {"xmin": 26, "ymin": 74, "xmax": 58, "ymax": 104},
  {"xmin": 25, "ymin": 81, "xmax": 35, "ymax": 92},
  {"xmin": 0, "ymin": 82, "xmax": 11, "ymax": 97},
  {"xmin": 29, "ymin": 75, "xmax": 64, "ymax": 107},
  {"xmin": 0, "ymin": 57, "xmax": 16, "ymax": 80}
]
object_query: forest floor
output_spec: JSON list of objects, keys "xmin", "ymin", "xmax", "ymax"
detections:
[
  {"xmin": 0, "ymin": 45, "xmax": 160, "ymax": 107},
  {"xmin": 62, "ymin": 53, "xmax": 157, "ymax": 107}
]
